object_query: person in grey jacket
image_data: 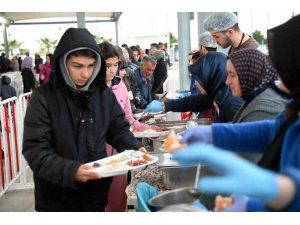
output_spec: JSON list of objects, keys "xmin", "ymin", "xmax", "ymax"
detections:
[
  {"xmin": 22, "ymin": 28, "xmax": 146, "ymax": 212},
  {"xmin": 227, "ymin": 48, "xmax": 289, "ymax": 123},
  {"xmin": 226, "ymin": 48, "xmax": 289, "ymax": 163}
]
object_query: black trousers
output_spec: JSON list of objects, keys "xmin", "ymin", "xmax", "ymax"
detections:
[{"xmin": 21, "ymin": 69, "xmax": 35, "ymax": 93}]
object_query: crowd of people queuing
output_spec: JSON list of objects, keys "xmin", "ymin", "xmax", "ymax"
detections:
[{"xmin": 0, "ymin": 11, "xmax": 293, "ymax": 212}]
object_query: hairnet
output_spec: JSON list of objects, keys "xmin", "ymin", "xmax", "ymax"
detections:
[
  {"xmin": 199, "ymin": 32, "xmax": 218, "ymax": 48},
  {"xmin": 204, "ymin": 12, "xmax": 238, "ymax": 32}
]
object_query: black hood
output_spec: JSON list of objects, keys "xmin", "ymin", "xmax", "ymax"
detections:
[
  {"xmin": 268, "ymin": 15, "xmax": 300, "ymax": 100},
  {"xmin": 51, "ymin": 27, "xmax": 107, "ymax": 92},
  {"xmin": 1, "ymin": 75, "xmax": 11, "ymax": 85},
  {"xmin": 188, "ymin": 51, "xmax": 229, "ymax": 105}
]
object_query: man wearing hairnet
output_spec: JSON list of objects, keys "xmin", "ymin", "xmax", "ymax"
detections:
[{"xmin": 204, "ymin": 12, "xmax": 259, "ymax": 55}]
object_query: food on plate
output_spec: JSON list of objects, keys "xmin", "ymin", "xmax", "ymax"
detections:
[
  {"xmin": 93, "ymin": 162, "xmax": 101, "ymax": 168},
  {"xmin": 132, "ymin": 126, "xmax": 170, "ymax": 133},
  {"xmin": 127, "ymin": 159, "xmax": 147, "ymax": 167},
  {"xmin": 104, "ymin": 163, "xmax": 130, "ymax": 171},
  {"xmin": 163, "ymin": 130, "xmax": 186, "ymax": 152},
  {"xmin": 140, "ymin": 115, "xmax": 154, "ymax": 123},
  {"xmin": 143, "ymin": 154, "xmax": 153, "ymax": 161},
  {"xmin": 104, "ymin": 156, "xmax": 130, "ymax": 165},
  {"xmin": 214, "ymin": 195, "xmax": 234, "ymax": 212}
]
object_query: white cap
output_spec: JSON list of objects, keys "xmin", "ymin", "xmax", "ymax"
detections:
[
  {"xmin": 204, "ymin": 12, "xmax": 238, "ymax": 32},
  {"xmin": 199, "ymin": 32, "xmax": 218, "ymax": 48}
]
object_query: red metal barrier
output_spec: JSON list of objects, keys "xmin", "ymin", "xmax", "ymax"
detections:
[{"xmin": 3, "ymin": 104, "xmax": 13, "ymax": 181}]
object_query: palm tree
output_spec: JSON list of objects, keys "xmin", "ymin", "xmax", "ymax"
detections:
[
  {"xmin": 37, "ymin": 37, "xmax": 58, "ymax": 54},
  {"xmin": 1, "ymin": 39, "xmax": 23, "ymax": 56}
]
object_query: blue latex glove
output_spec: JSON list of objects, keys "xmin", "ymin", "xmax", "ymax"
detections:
[
  {"xmin": 144, "ymin": 100, "xmax": 163, "ymax": 112},
  {"xmin": 221, "ymin": 195, "xmax": 249, "ymax": 212},
  {"xmin": 180, "ymin": 125, "xmax": 212, "ymax": 144},
  {"xmin": 172, "ymin": 143, "xmax": 279, "ymax": 202}
]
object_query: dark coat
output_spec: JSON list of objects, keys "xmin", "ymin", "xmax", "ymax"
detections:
[
  {"xmin": 22, "ymin": 28, "xmax": 143, "ymax": 212},
  {"xmin": 165, "ymin": 52, "xmax": 244, "ymax": 123},
  {"xmin": 1, "ymin": 75, "xmax": 17, "ymax": 100},
  {"xmin": 152, "ymin": 58, "xmax": 168, "ymax": 95}
]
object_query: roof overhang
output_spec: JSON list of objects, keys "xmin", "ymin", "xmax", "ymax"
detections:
[{"xmin": 2, "ymin": 12, "xmax": 122, "ymax": 25}]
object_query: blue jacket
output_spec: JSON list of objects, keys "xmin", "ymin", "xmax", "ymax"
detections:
[
  {"xmin": 134, "ymin": 68, "xmax": 154, "ymax": 105},
  {"xmin": 213, "ymin": 112, "xmax": 300, "ymax": 211}
]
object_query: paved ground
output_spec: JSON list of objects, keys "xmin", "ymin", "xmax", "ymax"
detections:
[{"xmin": 0, "ymin": 63, "xmax": 180, "ymax": 212}]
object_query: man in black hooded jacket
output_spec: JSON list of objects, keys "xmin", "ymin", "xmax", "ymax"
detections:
[{"xmin": 22, "ymin": 28, "xmax": 145, "ymax": 212}]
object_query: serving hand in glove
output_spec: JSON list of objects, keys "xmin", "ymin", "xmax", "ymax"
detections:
[
  {"xmin": 172, "ymin": 143, "xmax": 279, "ymax": 202},
  {"xmin": 144, "ymin": 100, "xmax": 163, "ymax": 113},
  {"xmin": 180, "ymin": 125, "xmax": 212, "ymax": 144}
]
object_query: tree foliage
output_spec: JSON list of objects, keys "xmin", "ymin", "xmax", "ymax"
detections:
[
  {"xmin": 37, "ymin": 37, "xmax": 58, "ymax": 55},
  {"xmin": 169, "ymin": 32, "xmax": 178, "ymax": 48},
  {"xmin": 252, "ymin": 30, "xmax": 266, "ymax": 45},
  {"xmin": 1, "ymin": 39, "xmax": 23, "ymax": 55}
]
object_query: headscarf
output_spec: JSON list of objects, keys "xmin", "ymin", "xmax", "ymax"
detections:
[
  {"xmin": 228, "ymin": 48, "xmax": 279, "ymax": 102},
  {"xmin": 188, "ymin": 51, "xmax": 229, "ymax": 105}
]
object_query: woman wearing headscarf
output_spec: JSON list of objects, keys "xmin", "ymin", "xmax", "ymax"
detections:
[
  {"xmin": 145, "ymin": 51, "xmax": 244, "ymax": 123},
  {"xmin": 173, "ymin": 15, "xmax": 300, "ymax": 212},
  {"xmin": 226, "ymin": 48, "xmax": 289, "ymax": 123}
]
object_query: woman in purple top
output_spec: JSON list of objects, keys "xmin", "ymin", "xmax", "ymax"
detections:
[{"xmin": 39, "ymin": 53, "xmax": 53, "ymax": 84}]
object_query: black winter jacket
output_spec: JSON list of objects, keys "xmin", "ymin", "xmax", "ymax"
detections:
[{"xmin": 22, "ymin": 28, "xmax": 143, "ymax": 212}]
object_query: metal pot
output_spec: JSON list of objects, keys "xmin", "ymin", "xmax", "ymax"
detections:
[{"xmin": 148, "ymin": 187, "xmax": 215, "ymax": 211}]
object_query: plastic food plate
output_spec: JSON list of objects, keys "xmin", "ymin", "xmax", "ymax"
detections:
[
  {"xmin": 86, "ymin": 150, "xmax": 158, "ymax": 177},
  {"xmin": 134, "ymin": 111, "xmax": 164, "ymax": 119}
]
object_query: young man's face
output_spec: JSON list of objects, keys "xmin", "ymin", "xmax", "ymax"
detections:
[
  {"xmin": 212, "ymin": 31, "xmax": 231, "ymax": 49},
  {"xmin": 66, "ymin": 55, "xmax": 96, "ymax": 88}
]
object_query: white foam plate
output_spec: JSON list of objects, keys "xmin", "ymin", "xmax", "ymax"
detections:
[{"xmin": 86, "ymin": 150, "xmax": 158, "ymax": 177}]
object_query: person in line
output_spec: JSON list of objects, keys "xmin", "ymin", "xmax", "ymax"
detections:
[
  {"xmin": 21, "ymin": 52, "xmax": 36, "ymax": 93},
  {"xmin": 118, "ymin": 46, "xmax": 144, "ymax": 112},
  {"xmin": 99, "ymin": 42, "xmax": 149, "ymax": 212},
  {"xmin": 174, "ymin": 15, "xmax": 300, "ymax": 212},
  {"xmin": 204, "ymin": 12, "xmax": 259, "ymax": 54},
  {"xmin": 39, "ymin": 53, "xmax": 53, "ymax": 84},
  {"xmin": 0, "ymin": 75, "xmax": 17, "ymax": 100},
  {"xmin": 22, "ymin": 28, "xmax": 146, "ymax": 212},
  {"xmin": 227, "ymin": 48, "xmax": 289, "ymax": 123},
  {"xmin": 10, "ymin": 56, "xmax": 20, "ymax": 72},
  {"xmin": 134, "ymin": 56, "xmax": 157, "ymax": 107},
  {"xmin": 151, "ymin": 49, "xmax": 168, "ymax": 97},
  {"xmin": 145, "ymin": 32, "xmax": 244, "ymax": 123}
]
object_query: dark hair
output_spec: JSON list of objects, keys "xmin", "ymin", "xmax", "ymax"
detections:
[
  {"xmin": 46, "ymin": 53, "xmax": 53, "ymax": 65},
  {"xmin": 205, "ymin": 47, "xmax": 217, "ymax": 52},
  {"xmin": 191, "ymin": 51, "xmax": 202, "ymax": 61},
  {"xmin": 130, "ymin": 46, "xmax": 140, "ymax": 55},
  {"xmin": 150, "ymin": 43, "xmax": 159, "ymax": 50},
  {"xmin": 98, "ymin": 42, "xmax": 119, "ymax": 60},
  {"xmin": 66, "ymin": 49, "xmax": 97, "ymax": 60}
]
